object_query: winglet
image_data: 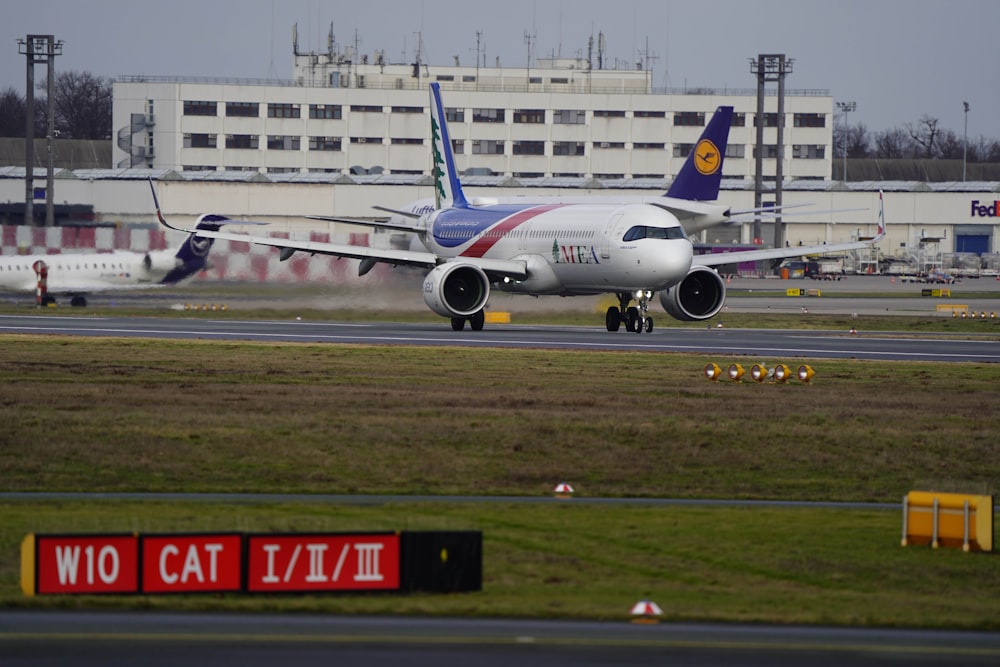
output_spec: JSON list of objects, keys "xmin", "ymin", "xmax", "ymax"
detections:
[
  {"xmin": 428, "ymin": 82, "xmax": 469, "ymax": 209},
  {"xmin": 148, "ymin": 177, "xmax": 187, "ymax": 232},
  {"xmin": 665, "ymin": 106, "xmax": 734, "ymax": 201}
]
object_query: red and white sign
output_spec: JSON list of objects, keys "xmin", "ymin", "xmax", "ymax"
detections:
[
  {"xmin": 141, "ymin": 534, "xmax": 243, "ymax": 593},
  {"xmin": 36, "ymin": 535, "xmax": 139, "ymax": 594},
  {"xmin": 246, "ymin": 533, "xmax": 400, "ymax": 593}
]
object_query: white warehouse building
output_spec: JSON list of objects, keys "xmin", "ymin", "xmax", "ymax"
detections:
[{"xmin": 113, "ymin": 45, "xmax": 833, "ymax": 182}]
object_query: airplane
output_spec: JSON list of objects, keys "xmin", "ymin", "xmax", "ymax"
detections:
[
  {"xmin": 150, "ymin": 82, "xmax": 884, "ymax": 333},
  {"xmin": 0, "ymin": 216, "xmax": 233, "ymax": 307}
]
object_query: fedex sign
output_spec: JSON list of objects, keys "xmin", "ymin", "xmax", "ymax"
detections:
[{"xmin": 970, "ymin": 200, "xmax": 1000, "ymax": 217}]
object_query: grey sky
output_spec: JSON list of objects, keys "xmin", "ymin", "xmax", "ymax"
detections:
[{"xmin": 2, "ymin": 0, "xmax": 997, "ymax": 139}]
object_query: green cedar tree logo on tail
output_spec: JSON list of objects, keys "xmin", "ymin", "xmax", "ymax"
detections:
[
  {"xmin": 431, "ymin": 117, "xmax": 446, "ymax": 208},
  {"xmin": 552, "ymin": 238, "xmax": 560, "ymax": 263}
]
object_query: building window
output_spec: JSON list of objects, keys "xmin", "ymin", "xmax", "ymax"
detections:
[
  {"xmin": 673, "ymin": 143, "xmax": 694, "ymax": 158},
  {"xmin": 226, "ymin": 102, "xmax": 259, "ymax": 117},
  {"xmin": 225, "ymin": 134, "xmax": 259, "ymax": 149},
  {"xmin": 309, "ymin": 136, "xmax": 342, "ymax": 151},
  {"xmin": 553, "ymin": 141, "xmax": 585, "ymax": 156},
  {"xmin": 634, "ymin": 142, "xmax": 665, "ymax": 150},
  {"xmin": 309, "ymin": 104, "xmax": 342, "ymax": 119},
  {"xmin": 350, "ymin": 104, "xmax": 383, "ymax": 113},
  {"xmin": 594, "ymin": 173, "xmax": 625, "ymax": 180},
  {"xmin": 391, "ymin": 137, "xmax": 424, "ymax": 145},
  {"xmin": 391, "ymin": 106, "xmax": 423, "ymax": 114},
  {"xmin": 267, "ymin": 103, "xmax": 301, "ymax": 119},
  {"xmin": 183, "ymin": 100, "xmax": 217, "ymax": 116},
  {"xmin": 673, "ymin": 111, "xmax": 705, "ymax": 127},
  {"xmin": 350, "ymin": 136, "xmax": 383, "ymax": 145},
  {"xmin": 462, "ymin": 75, "xmax": 476, "ymax": 83},
  {"xmin": 635, "ymin": 110, "xmax": 666, "ymax": 118},
  {"xmin": 725, "ymin": 144, "xmax": 746, "ymax": 158},
  {"xmin": 435, "ymin": 75, "xmax": 455, "ymax": 82},
  {"xmin": 594, "ymin": 109, "xmax": 626, "ymax": 118},
  {"xmin": 633, "ymin": 173, "xmax": 665, "ymax": 179},
  {"xmin": 550, "ymin": 77, "xmax": 569, "ymax": 84},
  {"xmin": 514, "ymin": 171, "xmax": 544, "ymax": 178},
  {"xmin": 553, "ymin": 109, "xmax": 586, "ymax": 125},
  {"xmin": 182, "ymin": 165, "xmax": 216, "ymax": 171},
  {"xmin": 451, "ymin": 140, "xmax": 464, "ymax": 155},
  {"xmin": 446, "ymin": 108, "xmax": 465, "ymax": 122},
  {"xmin": 731, "ymin": 113, "xmax": 747, "ymax": 127},
  {"xmin": 267, "ymin": 135, "xmax": 300, "ymax": 150},
  {"xmin": 756, "ymin": 113, "xmax": 780, "ymax": 128},
  {"xmin": 753, "ymin": 145, "xmax": 780, "ymax": 159},
  {"xmin": 472, "ymin": 108, "xmax": 505, "ymax": 123},
  {"xmin": 528, "ymin": 77, "xmax": 542, "ymax": 84},
  {"xmin": 792, "ymin": 144, "xmax": 825, "ymax": 159},
  {"xmin": 471, "ymin": 139, "xmax": 504, "ymax": 154},
  {"xmin": 513, "ymin": 109, "xmax": 545, "ymax": 124},
  {"xmin": 183, "ymin": 133, "xmax": 217, "ymax": 148},
  {"xmin": 793, "ymin": 113, "xmax": 826, "ymax": 128},
  {"xmin": 594, "ymin": 141, "xmax": 625, "ymax": 149},
  {"xmin": 513, "ymin": 140, "xmax": 545, "ymax": 155}
]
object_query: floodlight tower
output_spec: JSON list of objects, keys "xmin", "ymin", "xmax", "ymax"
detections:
[
  {"xmin": 836, "ymin": 101, "xmax": 856, "ymax": 182},
  {"xmin": 963, "ymin": 101, "xmax": 970, "ymax": 182},
  {"xmin": 750, "ymin": 54, "xmax": 793, "ymax": 248},
  {"xmin": 18, "ymin": 34, "xmax": 63, "ymax": 226}
]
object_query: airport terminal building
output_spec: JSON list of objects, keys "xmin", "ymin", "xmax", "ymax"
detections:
[{"xmin": 112, "ymin": 46, "xmax": 833, "ymax": 182}]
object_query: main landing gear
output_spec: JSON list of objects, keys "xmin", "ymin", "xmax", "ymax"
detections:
[
  {"xmin": 450, "ymin": 309, "xmax": 486, "ymax": 332},
  {"xmin": 605, "ymin": 291, "xmax": 653, "ymax": 333}
]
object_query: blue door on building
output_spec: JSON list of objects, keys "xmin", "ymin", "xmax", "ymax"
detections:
[{"xmin": 956, "ymin": 235, "xmax": 990, "ymax": 254}]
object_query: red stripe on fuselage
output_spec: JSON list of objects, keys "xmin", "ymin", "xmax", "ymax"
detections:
[{"xmin": 460, "ymin": 204, "xmax": 568, "ymax": 258}]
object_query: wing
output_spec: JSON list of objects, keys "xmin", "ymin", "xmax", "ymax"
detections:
[
  {"xmin": 304, "ymin": 206, "xmax": 426, "ymax": 233},
  {"xmin": 150, "ymin": 178, "xmax": 526, "ymax": 279},
  {"xmin": 693, "ymin": 239, "xmax": 871, "ymax": 267}
]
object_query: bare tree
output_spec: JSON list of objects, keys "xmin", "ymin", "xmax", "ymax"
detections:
[
  {"xmin": 847, "ymin": 123, "xmax": 871, "ymax": 158},
  {"xmin": 43, "ymin": 69, "xmax": 113, "ymax": 140},
  {"xmin": 0, "ymin": 87, "xmax": 26, "ymax": 137},
  {"xmin": 905, "ymin": 114, "xmax": 941, "ymax": 159},
  {"xmin": 874, "ymin": 127, "xmax": 912, "ymax": 158},
  {"xmin": 936, "ymin": 129, "xmax": 965, "ymax": 160}
]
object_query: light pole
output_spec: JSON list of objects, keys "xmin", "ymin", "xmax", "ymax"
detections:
[
  {"xmin": 836, "ymin": 101, "xmax": 855, "ymax": 182},
  {"xmin": 963, "ymin": 101, "xmax": 969, "ymax": 181}
]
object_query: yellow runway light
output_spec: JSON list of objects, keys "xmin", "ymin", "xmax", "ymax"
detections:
[
  {"xmin": 772, "ymin": 364, "xmax": 792, "ymax": 383},
  {"xmin": 727, "ymin": 363, "xmax": 744, "ymax": 382},
  {"xmin": 750, "ymin": 363, "xmax": 769, "ymax": 383},
  {"xmin": 704, "ymin": 362, "xmax": 723, "ymax": 381},
  {"xmin": 797, "ymin": 365, "xmax": 816, "ymax": 383}
]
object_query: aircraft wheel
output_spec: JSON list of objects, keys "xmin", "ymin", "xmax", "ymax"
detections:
[
  {"xmin": 644, "ymin": 317, "xmax": 654, "ymax": 333},
  {"xmin": 470, "ymin": 310, "xmax": 485, "ymax": 331},
  {"xmin": 70, "ymin": 295, "xmax": 87, "ymax": 307},
  {"xmin": 625, "ymin": 307, "xmax": 640, "ymax": 333},
  {"xmin": 605, "ymin": 306, "xmax": 621, "ymax": 332},
  {"xmin": 450, "ymin": 317, "xmax": 466, "ymax": 331}
]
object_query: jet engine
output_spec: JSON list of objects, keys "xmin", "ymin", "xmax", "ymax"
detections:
[
  {"xmin": 422, "ymin": 262, "xmax": 490, "ymax": 318},
  {"xmin": 142, "ymin": 251, "xmax": 181, "ymax": 274},
  {"xmin": 659, "ymin": 266, "xmax": 726, "ymax": 321}
]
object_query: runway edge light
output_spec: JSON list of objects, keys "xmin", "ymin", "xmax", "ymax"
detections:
[
  {"xmin": 773, "ymin": 364, "xmax": 792, "ymax": 383},
  {"xmin": 750, "ymin": 363, "xmax": 769, "ymax": 383},
  {"xmin": 727, "ymin": 363, "xmax": 745, "ymax": 382},
  {"xmin": 704, "ymin": 362, "xmax": 722, "ymax": 381},
  {"xmin": 797, "ymin": 365, "xmax": 816, "ymax": 383}
]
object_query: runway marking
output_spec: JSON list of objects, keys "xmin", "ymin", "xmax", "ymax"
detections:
[{"xmin": 2, "ymin": 631, "xmax": 998, "ymax": 656}]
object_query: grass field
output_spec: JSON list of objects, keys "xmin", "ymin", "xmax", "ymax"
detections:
[{"xmin": 1, "ymin": 332, "xmax": 999, "ymax": 628}]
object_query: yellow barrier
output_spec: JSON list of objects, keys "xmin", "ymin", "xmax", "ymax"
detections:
[
  {"xmin": 935, "ymin": 304, "xmax": 968, "ymax": 315},
  {"xmin": 785, "ymin": 288, "xmax": 803, "ymax": 297},
  {"xmin": 484, "ymin": 311, "xmax": 511, "ymax": 324},
  {"xmin": 902, "ymin": 491, "xmax": 993, "ymax": 552}
]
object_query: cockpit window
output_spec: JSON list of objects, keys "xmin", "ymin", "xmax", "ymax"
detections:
[{"xmin": 622, "ymin": 225, "xmax": 686, "ymax": 241}]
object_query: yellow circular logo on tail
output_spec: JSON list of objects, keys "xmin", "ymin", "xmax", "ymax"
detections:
[{"xmin": 693, "ymin": 138, "xmax": 721, "ymax": 176}]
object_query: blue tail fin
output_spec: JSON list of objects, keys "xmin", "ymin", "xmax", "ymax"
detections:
[
  {"xmin": 428, "ymin": 82, "xmax": 469, "ymax": 209},
  {"xmin": 665, "ymin": 106, "xmax": 733, "ymax": 201},
  {"xmin": 160, "ymin": 215, "xmax": 228, "ymax": 284}
]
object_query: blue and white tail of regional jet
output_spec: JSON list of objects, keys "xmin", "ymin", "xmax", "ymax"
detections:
[{"xmin": 154, "ymin": 83, "xmax": 883, "ymax": 333}]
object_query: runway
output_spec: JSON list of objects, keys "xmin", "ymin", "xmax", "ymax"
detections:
[
  {"xmin": 1, "ymin": 312, "xmax": 998, "ymax": 362},
  {"xmin": 3, "ymin": 611, "xmax": 1000, "ymax": 666}
]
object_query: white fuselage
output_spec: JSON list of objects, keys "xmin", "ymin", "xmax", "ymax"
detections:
[
  {"xmin": 0, "ymin": 250, "xmax": 178, "ymax": 294},
  {"xmin": 421, "ymin": 202, "xmax": 693, "ymax": 295}
]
